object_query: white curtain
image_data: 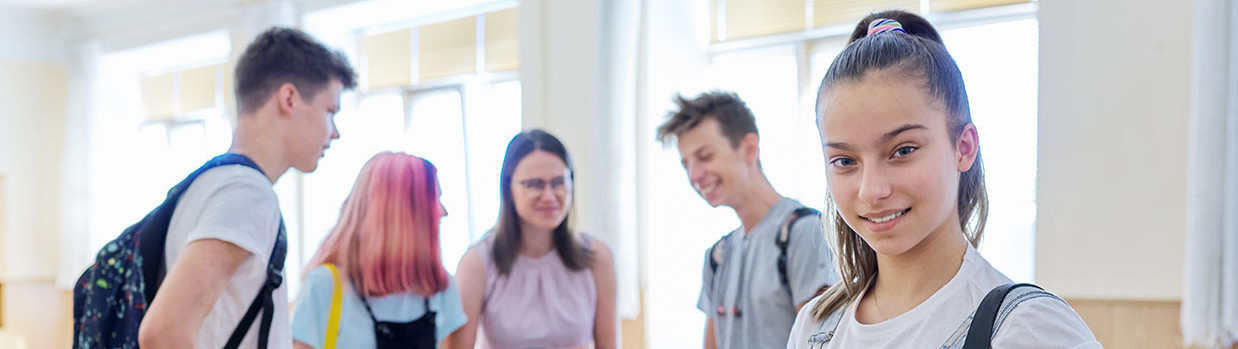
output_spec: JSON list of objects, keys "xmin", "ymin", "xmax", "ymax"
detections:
[
  {"xmin": 56, "ymin": 40, "xmax": 102, "ymax": 289},
  {"xmin": 523, "ymin": 0, "xmax": 644, "ymax": 320},
  {"xmin": 593, "ymin": 0, "xmax": 644, "ymax": 321},
  {"xmin": 1182, "ymin": 0, "xmax": 1238, "ymax": 347}
]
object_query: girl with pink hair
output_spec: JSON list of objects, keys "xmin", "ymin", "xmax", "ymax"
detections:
[{"xmin": 291, "ymin": 152, "xmax": 466, "ymax": 349}]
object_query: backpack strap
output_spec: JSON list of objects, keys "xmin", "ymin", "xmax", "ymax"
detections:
[
  {"xmin": 708, "ymin": 237, "xmax": 727, "ymax": 273},
  {"xmin": 776, "ymin": 207, "xmax": 820, "ymax": 285},
  {"xmin": 223, "ymin": 218, "xmax": 286, "ymax": 349},
  {"xmin": 806, "ymin": 302, "xmax": 847, "ymax": 345},
  {"xmin": 323, "ymin": 263, "xmax": 344, "ymax": 349},
  {"xmin": 962, "ymin": 283, "xmax": 1044, "ymax": 349}
]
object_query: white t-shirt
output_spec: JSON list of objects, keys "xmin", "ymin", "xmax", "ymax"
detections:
[
  {"xmin": 164, "ymin": 164, "xmax": 291, "ymax": 349},
  {"xmin": 787, "ymin": 244, "xmax": 1100, "ymax": 349}
]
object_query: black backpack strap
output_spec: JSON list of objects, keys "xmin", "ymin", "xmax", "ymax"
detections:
[
  {"xmin": 708, "ymin": 236, "xmax": 727, "ymax": 273},
  {"xmin": 776, "ymin": 207, "xmax": 820, "ymax": 285},
  {"xmin": 139, "ymin": 153, "xmax": 266, "ymax": 303},
  {"xmin": 962, "ymin": 283, "xmax": 1043, "ymax": 349},
  {"xmin": 223, "ymin": 218, "xmax": 287, "ymax": 349}
]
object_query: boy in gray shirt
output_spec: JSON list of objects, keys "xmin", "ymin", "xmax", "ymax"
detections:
[{"xmin": 657, "ymin": 91, "xmax": 839, "ymax": 349}]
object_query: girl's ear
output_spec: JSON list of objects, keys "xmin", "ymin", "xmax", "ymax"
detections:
[{"xmin": 956, "ymin": 123, "xmax": 979, "ymax": 172}]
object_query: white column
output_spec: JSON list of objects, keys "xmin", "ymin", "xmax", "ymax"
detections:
[{"xmin": 519, "ymin": 0, "xmax": 642, "ymax": 320}]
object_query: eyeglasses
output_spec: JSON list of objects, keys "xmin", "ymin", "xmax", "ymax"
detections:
[{"xmin": 516, "ymin": 177, "xmax": 570, "ymax": 195}]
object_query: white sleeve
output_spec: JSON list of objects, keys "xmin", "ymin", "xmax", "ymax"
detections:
[
  {"xmin": 697, "ymin": 246, "xmax": 715, "ymax": 314},
  {"xmin": 991, "ymin": 296, "xmax": 1103, "ymax": 349},
  {"xmin": 786, "ymin": 294, "xmax": 824, "ymax": 349},
  {"xmin": 184, "ymin": 167, "xmax": 281, "ymax": 257}
]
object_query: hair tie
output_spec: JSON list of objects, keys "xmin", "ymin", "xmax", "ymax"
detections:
[{"xmin": 867, "ymin": 18, "xmax": 906, "ymax": 37}]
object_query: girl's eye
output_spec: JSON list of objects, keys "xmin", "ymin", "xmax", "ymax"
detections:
[
  {"xmin": 829, "ymin": 157, "xmax": 856, "ymax": 168},
  {"xmin": 893, "ymin": 146, "xmax": 918, "ymax": 158}
]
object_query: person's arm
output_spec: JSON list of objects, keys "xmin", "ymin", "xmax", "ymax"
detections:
[
  {"xmin": 294, "ymin": 341, "xmax": 315, "ymax": 349},
  {"xmin": 787, "ymin": 215, "xmax": 836, "ymax": 310},
  {"xmin": 443, "ymin": 249, "xmax": 486, "ymax": 349},
  {"xmin": 290, "ymin": 266, "xmax": 335, "ymax": 349},
  {"xmin": 590, "ymin": 242, "xmax": 618, "ymax": 349},
  {"xmin": 704, "ymin": 318, "xmax": 717, "ymax": 349},
  {"xmin": 138, "ymin": 239, "xmax": 251, "ymax": 348}
]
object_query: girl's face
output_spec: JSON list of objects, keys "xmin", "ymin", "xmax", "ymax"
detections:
[
  {"xmin": 510, "ymin": 149, "xmax": 573, "ymax": 232},
  {"xmin": 818, "ymin": 74, "xmax": 978, "ymax": 257}
]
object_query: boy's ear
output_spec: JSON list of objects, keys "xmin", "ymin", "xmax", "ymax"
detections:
[
  {"xmin": 275, "ymin": 82, "xmax": 299, "ymax": 117},
  {"xmin": 742, "ymin": 133, "xmax": 760, "ymax": 165},
  {"xmin": 956, "ymin": 123, "xmax": 979, "ymax": 172}
]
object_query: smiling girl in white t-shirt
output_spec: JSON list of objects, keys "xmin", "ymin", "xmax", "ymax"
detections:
[{"xmin": 788, "ymin": 10, "xmax": 1101, "ymax": 349}]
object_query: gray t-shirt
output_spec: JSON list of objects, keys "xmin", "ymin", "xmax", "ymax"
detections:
[{"xmin": 697, "ymin": 198, "xmax": 840, "ymax": 349}]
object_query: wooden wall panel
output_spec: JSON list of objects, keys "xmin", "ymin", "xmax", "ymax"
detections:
[
  {"xmin": 0, "ymin": 280, "xmax": 72, "ymax": 349},
  {"xmin": 1068, "ymin": 298, "xmax": 1238, "ymax": 349},
  {"xmin": 621, "ymin": 290, "xmax": 645, "ymax": 349}
]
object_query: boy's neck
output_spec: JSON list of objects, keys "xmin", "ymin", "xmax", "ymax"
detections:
[
  {"xmin": 230, "ymin": 113, "xmax": 288, "ymax": 184},
  {"xmin": 731, "ymin": 175, "xmax": 782, "ymax": 233}
]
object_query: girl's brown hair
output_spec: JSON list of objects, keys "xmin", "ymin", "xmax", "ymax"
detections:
[
  {"xmin": 811, "ymin": 9, "xmax": 989, "ymax": 321},
  {"xmin": 490, "ymin": 129, "xmax": 593, "ymax": 275}
]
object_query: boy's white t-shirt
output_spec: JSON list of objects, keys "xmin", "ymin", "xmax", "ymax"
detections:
[
  {"xmin": 787, "ymin": 244, "xmax": 1101, "ymax": 349},
  {"xmin": 164, "ymin": 164, "xmax": 291, "ymax": 349}
]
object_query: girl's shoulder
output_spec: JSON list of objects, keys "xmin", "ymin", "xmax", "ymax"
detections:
[
  {"xmin": 303, "ymin": 264, "xmax": 345, "ymax": 290},
  {"xmin": 577, "ymin": 232, "xmax": 611, "ymax": 252},
  {"xmin": 465, "ymin": 234, "xmax": 497, "ymax": 265},
  {"xmin": 788, "ymin": 293, "xmax": 846, "ymax": 349},
  {"xmin": 989, "ymin": 287, "xmax": 1100, "ymax": 346}
]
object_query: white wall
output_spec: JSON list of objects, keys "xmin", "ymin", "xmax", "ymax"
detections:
[
  {"xmin": 1037, "ymin": 0, "xmax": 1193, "ymax": 300},
  {"xmin": 0, "ymin": 4, "xmax": 70, "ymax": 282},
  {"xmin": 0, "ymin": 4, "xmax": 74, "ymax": 349},
  {"xmin": 0, "ymin": 4, "xmax": 67, "ymax": 63}
]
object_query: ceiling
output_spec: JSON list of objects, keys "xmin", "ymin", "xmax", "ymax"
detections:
[{"xmin": 0, "ymin": 0, "xmax": 110, "ymax": 9}]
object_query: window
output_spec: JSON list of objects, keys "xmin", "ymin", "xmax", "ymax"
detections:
[
  {"xmin": 293, "ymin": 1, "xmax": 523, "ymax": 293},
  {"xmin": 79, "ymin": 2, "xmax": 523, "ymax": 297},
  {"xmin": 88, "ymin": 31, "xmax": 232, "ymax": 254},
  {"xmin": 940, "ymin": 18, "xmax": 1039, "ymax": 283}
]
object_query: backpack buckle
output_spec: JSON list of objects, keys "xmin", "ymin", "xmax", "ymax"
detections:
[{"xmin": 266, "ymin": 268, "xmax": 284, "ymax": 289}]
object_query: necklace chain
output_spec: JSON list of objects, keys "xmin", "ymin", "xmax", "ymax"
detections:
[{"xmin": 871, "ymin": 293, "xmax": 893, "ymax": 322}]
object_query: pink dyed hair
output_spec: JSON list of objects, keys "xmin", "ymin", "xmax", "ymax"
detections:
[{"xmin": 306, "ymin": 151, "xmax": 449, "ymax": 297}]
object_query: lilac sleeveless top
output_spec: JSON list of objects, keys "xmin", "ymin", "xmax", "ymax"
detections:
[{"xmin": 473, "ymin": 234, "xmax": 597, "ymax": 349}]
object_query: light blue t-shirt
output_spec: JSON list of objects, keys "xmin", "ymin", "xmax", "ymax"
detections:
[{"xmin": 291, "ymin": 265, "xmax": 467, "ymax": 349}]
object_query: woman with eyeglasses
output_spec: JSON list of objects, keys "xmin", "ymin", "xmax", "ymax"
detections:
[{"xmin": 444, "ymin": 129, "xmax": 618, "ymax": 349}]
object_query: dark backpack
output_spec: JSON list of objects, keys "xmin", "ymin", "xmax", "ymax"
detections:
[
  {"xmin": 72, "ymin": 153, "xmax": 287, "ymax": 349},
  {"xmin": 962, "ymin": 283, "xmax": 1045, "ymax": 349},
  {"xmin": 709, "ymin": 207, "xmax": 820, "ymax": 286}
]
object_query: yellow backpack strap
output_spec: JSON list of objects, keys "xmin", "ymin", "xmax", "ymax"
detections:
[{"xmin": 323, "ymin": 263, "xmax": 344, "ymax": 349}]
